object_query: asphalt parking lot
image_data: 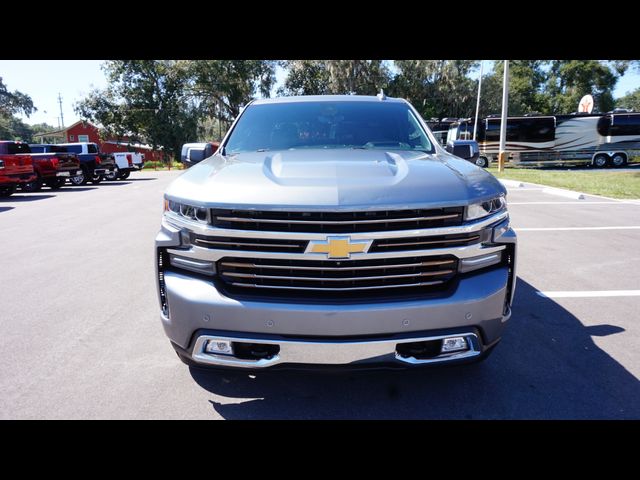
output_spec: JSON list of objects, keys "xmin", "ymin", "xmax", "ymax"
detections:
[{"xmin": 1, "ymin": 171, "xmax": 639, "ymax": 419}]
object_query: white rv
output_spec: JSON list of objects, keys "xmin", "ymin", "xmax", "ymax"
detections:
[{"xmin": 447, "ymin": 112, "xmax": 640, "ymax": 168}]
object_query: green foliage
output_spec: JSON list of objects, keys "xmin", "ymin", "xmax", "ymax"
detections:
[
  {"xmin": 388, "ymin": 60, "xmax": 478, "ymax": 119},
  {"xmin": 278, "ymin": 60, "xmax": 330, "ymax": 96},
  {"xmin": 615, "ymin": 88, "xmax": 640, "ymax": 112},
  {"xmin": 279, "ymin": 60, "xmax": 390, "ymax": 96},
  {"xmin": 0, "ymin": 77, "xmax": 36, "ymax": 117},
  {"xmin": 75, "ymin": 61, "xmax": 200, "ymax": 160},
  {"xmin": 545, "ymin": 60, "xmax": 623, "ymax": 114},
  {"xmin": 0, "ymin": 114, "xmax": 34, "ymax": 142},
  {"xmin": 186, "ymin": 60, "xmax": 277, "ymax": 121}
]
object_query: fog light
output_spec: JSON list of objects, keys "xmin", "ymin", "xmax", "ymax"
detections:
[
  {"xmin": 205, "ymin": 339, "xmax": 234, "ymax": 356},
  {"xmin": 441, "ymin": 336, "xmax": 468, "ymax": 353}
]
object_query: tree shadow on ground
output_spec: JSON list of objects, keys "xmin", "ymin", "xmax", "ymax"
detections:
[{"xmin": 190, "ymin": 278, "xmax": 639, "ymax": 419}]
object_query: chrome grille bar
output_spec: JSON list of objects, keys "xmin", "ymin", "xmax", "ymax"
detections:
[
  {"xmin": 215, "ymin": 214, "xmax": 459, "ymax": 225},
  {"xmin": 229, "ymin": 281, "xmax": 445, "ymax": 292},
  {"xmin": 219, "ymin": 259, "xmax": 455, "ymax": 271},
  {"xmin": 223, "ymin": 270, "xmax": 454, "ymax": 282}
]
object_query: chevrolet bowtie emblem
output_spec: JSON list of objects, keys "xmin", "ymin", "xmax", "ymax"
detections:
[{"xmin": 308, "ymin": 236, "xmax": 371, "ymax": 259}]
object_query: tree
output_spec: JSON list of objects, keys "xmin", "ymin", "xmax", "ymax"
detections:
[
  {"xmin": 616, "ymin": 87, "xmax": 640, "ymax": 112},
  {"xmin": 388, "ymin": 60, "xmax": 478, "ymax": 120},
  {"xmin": 278, "ymin": 60, "xmax": 391, "ymax": 96},
  {"xmin": 75, "ymin": 60, "xmax": 200, "ymax": 161},
  {"xmin": 325, "ymin": 60, "xmax": 391, "ymax": 94},
  {"xmin": 545, "ymin": 60, "xmax": 625, "ymax": 114},
  {"xmin": 278, "ymin": 60, "xmax": 330, "ymax": 96},
  {"xmin": 489, "ymin": 60, "xmax": 549, "ymax": 116},
  {"xmin": 0, "ymin": 77, "xmax": 36, "ymax": 117},
  {"xmin": 187, "ymin": 60, "xmax": 277, "ymax": 122},
  {"xmin": 0, "ymin": 77, "xmax": 36, "ymax": 141}
]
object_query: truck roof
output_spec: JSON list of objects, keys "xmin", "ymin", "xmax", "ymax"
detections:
[{"xmin": 251, "ymin": 95, "xmax": 407, "ymax": 105}]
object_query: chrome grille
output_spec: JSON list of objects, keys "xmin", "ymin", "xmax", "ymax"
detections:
[
  {"xmin": 217, "ymin": 255, "xmax": 458, "ymax": 296},
  {"xmin": 371, "ymin": 232, "xmax": 483, "ymax": 253},
  {"xmin": 192, "ymin": 234, "xmax": 307, "ymax": 253},
  {"xmin": 210, "ymin": 208, "xmax": 464, "ymax": 233}
]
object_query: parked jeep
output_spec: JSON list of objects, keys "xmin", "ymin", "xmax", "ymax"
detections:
[
  {"xmin": 56, "ymin": 142, "xmax": 116, "ymax": 185},
  {"xmin": 0, "ymin": 141, "xmax": 36, "ymax": 197}
]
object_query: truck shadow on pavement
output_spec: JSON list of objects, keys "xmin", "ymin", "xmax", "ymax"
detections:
[
  {"xmin": 1, "ymin": 194, "xmax": 57, "ymax": 202},
  {"xmin": 189, "ymin": 278, "xmax": 640, "ymax": 419},
  {"xmin": 0, "ymin": 206, "xmax": 14, "ymax": 213}
]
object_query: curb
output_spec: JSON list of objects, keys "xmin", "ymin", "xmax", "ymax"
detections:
[
  {"xmin": 541, "ymin": 187, "xmax": 585, "ymax": 200},
  {"xmin": 499, "ymin": 179, "xmax": 524, "ymax": 188}
]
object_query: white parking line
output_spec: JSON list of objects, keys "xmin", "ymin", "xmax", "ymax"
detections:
[
  {"xmin": 517, "ymin": 226, "xmax": 640, "ymax": 231},
  {"xmin": 509, "ymin": 201, "xmax": 628, "ymax": 205},
  {"xmin": 537, "ymin": 290, "xmax": 640, "ymax": 298}
]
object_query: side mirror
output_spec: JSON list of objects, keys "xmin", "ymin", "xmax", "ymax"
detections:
[
  {"xmin": 188, "ymin": 148, "xmax": 206, "ymax": 163},
  {"xmin": 446, "ymin": 140, "xmax": 479, "ymax": 162}
]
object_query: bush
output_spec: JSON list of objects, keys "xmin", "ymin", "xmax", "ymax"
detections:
[{"xmin": 143, "ymin": 161, "xmax": 184, "ymax": 170}]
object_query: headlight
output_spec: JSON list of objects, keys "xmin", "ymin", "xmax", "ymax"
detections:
[
  {"xmin": 164, "ymin": 198, "xmax": 209, "ymax": 224},
  {"xmin": 465, "ymin": 196, "xmax": 506, "ymax": 221}
]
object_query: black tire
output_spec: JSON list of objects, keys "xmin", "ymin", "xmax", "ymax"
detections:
[
  {"xmin": 20, "ymin": 174, "xmax": 43, "ymax": 193},
  {"xmin": 69, "ymin": 168, "xmax": 89, "ymax": 186},
  {"xmin": 118, "ymin": 171, "xmax": 130, "ymax": 180},
  {"xmin": 0, "ymin": 184, "xmax": 17, "ymax": 198},
  {"xmin": 91, "ymin": 175, "xmax": 104, "ymax": 185},
  {"xmin": 45, "ymin": 178, "xmax": 66, "ymax": 190},
  {"xmin": 611, "ymin": 153, "xmax": 627, "ymax": 168},
  {"xmin": 475, "ymin": 156, "xmax": 489, "ymax": 168},
  {"xmin": 104, "ymin": 166, "xmax": 119, "ymax": 181},
  {"xmin": 593, "ymin": 153, "xmax": 609, "ymax": 168}
]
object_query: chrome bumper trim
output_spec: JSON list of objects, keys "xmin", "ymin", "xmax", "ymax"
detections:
[{"xmin": 190, "ymin": 332, "xmax": 481, "ymax": 368}]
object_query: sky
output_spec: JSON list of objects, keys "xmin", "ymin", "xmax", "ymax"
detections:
[{"xmin": 1, "ymin": 60, "xmax": 639, "ymax": 127}]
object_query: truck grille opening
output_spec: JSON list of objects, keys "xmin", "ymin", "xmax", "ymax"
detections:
[
  {"xmin": 192, "ymin": 234, "xmax": 307, "ymax": 253},
  {"xmin": 371, "ymin": 232, "xmax": 482, "ymax": 252},
  {"xmin": 217, "ymin": 255, "xmax": 458, "ymax": 298},
  {"xmin": 209, "ymin": 207, "xmax": 464, "ymax": 233}
]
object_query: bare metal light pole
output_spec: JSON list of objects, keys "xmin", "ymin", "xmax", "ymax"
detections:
[
  {"xmin": 498, "ymin": 60, "xmax": 510, "ymax": 172},
  {"xmin": 57, "ymin": 93, "xmax": 64, "ymax": 128},
  {"xmin": 473, "ymin": 60, "xmax": 484, "ymax": 141}
]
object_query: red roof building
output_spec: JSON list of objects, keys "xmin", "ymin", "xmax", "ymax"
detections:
[{"xmin": 33, "ymin": 121, "xmax": 164, "ymax": 162}]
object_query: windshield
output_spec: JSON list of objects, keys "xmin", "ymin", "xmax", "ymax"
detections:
[{"xmin": 224, "ymin": 100, "xmax": 435, "ymax": 154}]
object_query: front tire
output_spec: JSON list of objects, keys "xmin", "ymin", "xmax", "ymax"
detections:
[
  {"xmin": 593, "ymin": 153, "xmax": 609, "ymax": 168},
  {"xmin": 21, "ymin": 174, "xmax": 43, "ymax": 192},
  {"xmin": 0, "ymin": 184, "xmax": 17, "ymax": 198},
  {"xmin": 611, "ymin": 153, "xmax": 627, "ymax": 167},
  {"xmin": 69, "ymin": 168, "xmax": 89, "ymax": 186},
  {"xmin": 475, "ymin": 156, "xmax": 489, "ymax": 168},
  {"xmin": 45, "ymin": 178, "xmax": 66, "ymax": 190},
  {"xmin": 118, "ymin": 171, "xmax": 130, "ymax": 180},
  {"xmin": 91, "ymin": 175, "xmax": 104, "ymax": 185},
  {"xmin": 104, "ymin": 166, "xmax": 119, "ymax": 181}
]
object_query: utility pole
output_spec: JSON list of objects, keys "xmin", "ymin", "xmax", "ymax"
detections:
[
  {"xmin": 57, "ymin": 93, "xmax": 64, "ymax": 128},
  {"xmin": 473, "ymin": 60, "xmax": 484, "ymax": 141},
  {"xmin": 498, "ymin": 61, "xmax": 509, "ymax": 172}
]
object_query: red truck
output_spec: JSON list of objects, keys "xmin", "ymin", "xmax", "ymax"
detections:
[
  {"xmin": 22, "ymin": 144, "xmax": 82, "ymax": 191},
  {"xmin": 0, "ymin": 141, "xmax": 36, "ymax": 197}
]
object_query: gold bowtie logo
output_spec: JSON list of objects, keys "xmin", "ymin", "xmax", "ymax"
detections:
[{"xmin": 308, "ymin": 236, "xmax": 370, "ymax": 259}]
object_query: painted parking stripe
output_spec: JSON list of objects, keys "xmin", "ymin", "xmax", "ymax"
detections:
[
  {"xmin": 517, "ymin": 226, "xmax": 640, "ymax": 231},
  {"xmin": 509, "ymin": 201, "xmax": 630, "ymax": 205},
  {"xmin": 537, "ymin": 290, "xmax": 640, "ymax": 298}
]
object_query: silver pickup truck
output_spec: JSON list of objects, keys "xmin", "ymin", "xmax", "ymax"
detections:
[{"xmin": 155, "ymin": 95, "xmax": 517, "ymax": 370}]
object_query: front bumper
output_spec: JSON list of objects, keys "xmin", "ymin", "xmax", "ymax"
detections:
[{"xmin": 156, "ymin": 209, "xmax": 516, "ymax": 369}]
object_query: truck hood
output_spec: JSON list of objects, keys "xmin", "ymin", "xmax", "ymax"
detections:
[{"xmin": 165, "ymin": 149, "xmax": 506, "ymax": 210}]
